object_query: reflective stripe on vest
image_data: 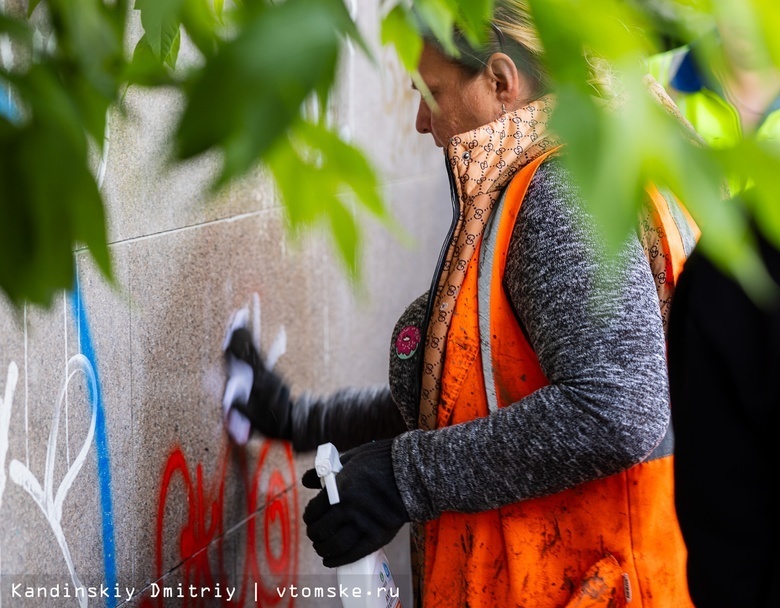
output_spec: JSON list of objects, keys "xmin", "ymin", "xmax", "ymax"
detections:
[
  {"xmin": 422, "ymin": 149, "xmax": 695, "ymax": 608},
  {"xmin": 477, "ymin": 184, "xmax": 504, "ymax": 415}
]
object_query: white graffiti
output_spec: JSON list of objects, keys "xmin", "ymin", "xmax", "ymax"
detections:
[
  {"xmin": 0, "ymin": 362, "xmax": 18, "ymax": 606},
  {"xmin": 0, "ymin": 0, "xmax": 14, "ymax": 72},
  {"xmin": 0, "ymin": 362, "xmax": 18, "ymax": 512},
  {"xmin": 8, "ymin": 354, "xmax": 98, "ymax": 608}
]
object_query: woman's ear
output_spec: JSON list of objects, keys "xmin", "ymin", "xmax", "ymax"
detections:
[{"xmin": 485, "ymin": 52, "xmax": 535, "ymax": 108}]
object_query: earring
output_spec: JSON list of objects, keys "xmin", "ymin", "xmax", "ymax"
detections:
[{"xmin": 501, "ymin": 103, "xmax": 507, "ymax": 115}]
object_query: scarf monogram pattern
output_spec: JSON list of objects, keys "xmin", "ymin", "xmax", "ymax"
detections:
[
  {"xmin": 417, "ymin": 95, "xmax": 560, "ymax": 432},
  {"xmin": 637, "ymin": 198, "xmax": 675, "ymax": 332},
  {"xmin": 410, "ymin": 96, "xmax": 560, "ymax": 607}
]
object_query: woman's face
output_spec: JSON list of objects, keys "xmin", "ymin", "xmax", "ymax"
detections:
[{"xmin": 414, "ymin": 43, "xmax": 503, "ymax": 147}]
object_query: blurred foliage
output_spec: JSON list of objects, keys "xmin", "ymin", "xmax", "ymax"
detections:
[
  {"xmin": 1, "ymin": 0, "xmax": 780, "ymax": 307},
  {"xmin": 0, "ymin": 0, "xmax": 383, "ymax": 307},
  {"xmin": 379, "ymin": 0, "xmax": 780, "ymax": 303},
  {"xmin": 0, "ymin": 0, "xmax": 125, "ymax": 307},
  {"xmin": 537, "ymin": 0, "xmax": 780, "ymax": 303}
]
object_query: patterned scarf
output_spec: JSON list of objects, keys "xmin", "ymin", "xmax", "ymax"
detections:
[{"xmin": 417, "ymin": 95, "xmax": 560, "ymax": 432}]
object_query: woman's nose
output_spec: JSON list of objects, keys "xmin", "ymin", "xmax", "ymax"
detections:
[{"xmin": 416, "ymin": 99, "xmax": 431, "ymax": 135}]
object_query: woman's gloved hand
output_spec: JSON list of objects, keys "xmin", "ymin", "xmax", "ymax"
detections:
[
  {"xmin": 224, "ymin": 327, "xmax": 293, "ymax": 440},
  {"xmin": 302, "ymin": 438, "xmax": 410, "ymax": 568}
]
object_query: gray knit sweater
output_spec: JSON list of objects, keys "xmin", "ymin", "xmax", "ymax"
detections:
[{"xmin": 291, "ymin": 157, "xmax": 670, "ymax": 524}]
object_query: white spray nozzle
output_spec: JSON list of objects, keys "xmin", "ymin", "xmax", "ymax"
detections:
[{"xmin": 315, "ymin": 443, "xmax": 343, "ymax": 505}]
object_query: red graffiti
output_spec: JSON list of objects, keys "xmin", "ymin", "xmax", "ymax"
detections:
[{"xmin": 141, "ymin": 440, "xmax": 299, "ymax": 607}]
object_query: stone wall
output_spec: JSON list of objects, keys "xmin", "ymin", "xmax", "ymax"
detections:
[{"xmin": 0, "ymin": 3, "xmax": 449, "ymax": 606}]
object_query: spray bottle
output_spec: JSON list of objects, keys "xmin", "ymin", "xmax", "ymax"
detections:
[{"xmin": 315, "ymin": 443, "xmax": 403, "ymax": 608}]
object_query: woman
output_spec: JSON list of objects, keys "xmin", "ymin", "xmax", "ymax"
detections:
[{"xmin": 225, "ymin": 1, "xmax": 695, "ymax": 606}]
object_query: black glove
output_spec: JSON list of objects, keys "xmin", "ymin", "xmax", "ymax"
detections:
[
  {"xmin": 224, "ymin": 327, "xmax": 293, "ymax": 440},
  {"xmin": 302, "ymin": 439, "xmax": 410, "ymax": 568}
]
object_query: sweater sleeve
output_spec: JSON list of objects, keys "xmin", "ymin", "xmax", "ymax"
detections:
[
  {"xmin": 392, "ymin": 159, "xmax": 670, "ymax": 522},
  {"xmin": 291, "ymin": 384, "xmax": 408, "ymax": 453}
]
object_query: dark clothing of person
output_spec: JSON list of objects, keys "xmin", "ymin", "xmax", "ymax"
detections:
[{"xmin": 668, "ymin": 229, "xmax": 780, "ymax": 608}]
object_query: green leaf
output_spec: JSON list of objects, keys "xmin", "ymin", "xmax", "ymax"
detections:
[
  {"xmin": 552, "ymin": 86, "xmax": 641, "ymax": 253},
  {"xmin": 26, "ymin": 0, "xmax": 126, "ymax": 163},
  {"xmin": 0, "ymin": 14, "xmax": 32, "ymax": 42},
  {"xmin": 527, "ymin": 0, "xmax": 597, "ymax": 89},
  {"xmin": 454, "ymin": 0, "xmax": 493, "ymax": 49},
  {"xmin": 214, "ymin": 0, "xmax": 225, "ymax": 22},
  {"xmin": 265, "ymin": 134, "xmax": 322, "ymax": 228},
  {"xmin": 0, "ymin": 125, "xmax": 37, "ymax": 306},
  {"xmin": 126, "ymin": 34, "xmax": 177, "ymax": 86},
  {"xmin": 753, "ymin": 0, "xmax": 780, "ymax": 67},
  {"xmin": 165, "ymin": 28, "xmax": 181, "ymax": 69},
  {"xmin": 381, "ymin": 5, "xmax": 423, "ymax": 72},
  {"xmin": 717, "ymin": 140, "xmax": 780, "ymax": 251},
  {"xmin": 69, "ymin": 73, "xmax": 111, "ymax": 145},
  {"xmin": 0, "ymin": 55, "xmax": 114, "ymax": 307},
  {"xmin": 9, "ymin": 64, "xmax": 86, "ymax": 154},
  {"xmin": 407, "ymin": 68, "xmax": 439, "ymax": 113},
  {"xmin": 27, "ymin": 0, "xmax": 44, "ymax": 18},
  {"xmin": 176, "ymin": 0, "xmax": 343, "ymax": 185},
  {"xmin": 134, "ymin": 0, "xmax": 185, "ymax": 61},
  {"xmin": 316, "ymin": 0, "xmax": 373, "ymax": 61},
  {"xmin": 296, "ymin": 121, "xmax": 387, "ymax": 219},
  {"xmin": 0, "ymin": 119, "xmax": 111, "ymax": 308},
  {"xmin": 414, "ymin": 0, "xmax": 458, "ymax": 57},
  {"xmin": 49, "ymin": 0, "xmax": 124, "ymax": 100},
  {"xmin": 67, "ymin": 165, "xmax": 112, "ymax": 282},
  {"xmin": 181, "ymin": 0, "xmax": 218, "ymax": 58},
  {"xmin": 327, "ymin": 196, "xmax": 361, "ymax": 280},
  {"xmin": 266, "ymin": 127, "xmax": 363, "ymax": 281},
  {"xmin": 265, "ymin": 119, "xmax": 413, "ymax": 284},
  {"xmin": 709, "ymin": 0, "xmax": 777, "ymax": 71}
]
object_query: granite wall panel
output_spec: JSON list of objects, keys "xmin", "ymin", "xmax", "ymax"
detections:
[{"xmin": 0, "ymin": 2, "xmax": 449, "ymax": 607}]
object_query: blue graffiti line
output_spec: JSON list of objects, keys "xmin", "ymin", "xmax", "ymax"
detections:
[
  {"xmin": 0, "ymin": 83, "xmax": 19, "ymax": 122},
  {"xmin": 70, "ymin": 284, "xmax": 117, "ymax": 607}
]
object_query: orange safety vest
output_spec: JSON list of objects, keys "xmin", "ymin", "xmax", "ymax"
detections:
[{"xmin": 420, "ymin": 150, "xmax": 697, "ymax": 608}]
